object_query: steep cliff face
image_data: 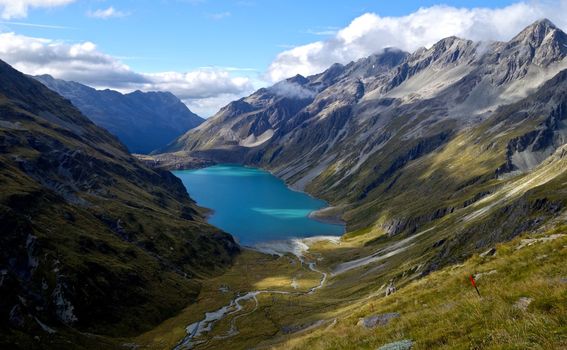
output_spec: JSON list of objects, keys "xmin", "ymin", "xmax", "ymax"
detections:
[
  {"xmin": 0, "ymin": 60, "xmax": 238, "ymax": 348},
  {"xmin": 34, "ymin": 75, "xmax": 204, "ymax": 154}
]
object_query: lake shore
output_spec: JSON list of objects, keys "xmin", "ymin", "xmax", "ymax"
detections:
[
  {"xmin": 146, "ymin": 158, "xmax": 346, "ymax": 228},
  {"xmin": 172, "ymin": 165, "xmax": 344, "ymax": 245},
  {"xmin": 308, "ymin": 206, "xmax": 345, "ymax": 226}
]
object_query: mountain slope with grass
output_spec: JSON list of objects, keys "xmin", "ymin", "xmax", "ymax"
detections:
[
  {"xmin": 161, "ymin": 20, "xmax": 567, "ymax": 248},
  {"xmin": 265, "ymin": 222, "xmax": 567, "ymax": 349},
  {"xmin": 0, "ymin": 59, "xmax": 238, "ymax": 349},
  {"xmin": 3, "ymin": 18, "xmax": 567, "ymax": 350},
  {"xmin": 163, "ymin": 20, "xmax": 566, "ymax": 226},
  {"xmin": 34, "ymin": 75, "xmax": 204, "ymax": 154},
  {"xmin": 132, "ymin": 20, "xmax": 567, "ymax": 349}
]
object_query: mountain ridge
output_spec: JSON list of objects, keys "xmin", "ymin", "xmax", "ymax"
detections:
[
  {"xmin": 157, "ymin": 19, "xmax": 567, "ymax": 248},
  {"xmin": 33, "ymin": 74, "xmax": 204, "ymax": 154},
  {"xmin": 0, "ymin": 59, "xmax": 238, "ymax": 348}
]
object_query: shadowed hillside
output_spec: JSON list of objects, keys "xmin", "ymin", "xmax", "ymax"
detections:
[
  {"xmin": 0, "ymin": 59, "xmax": 238, "ymax": 349},
  {"xmin": 34, "ymin": 75, "xmax": 204, "ymax": 154}
]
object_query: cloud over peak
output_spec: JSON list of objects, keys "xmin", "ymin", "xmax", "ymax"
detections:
[
  {"xmin": 0, "ymin": 32, "xmax": 254, "ymax": 117},
  {"xmin": 266, "ymin": 2, "xmax": 567, "ymax": 82}
]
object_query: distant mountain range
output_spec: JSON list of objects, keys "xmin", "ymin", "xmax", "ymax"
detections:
[
  {"xmin": 34, "ymin": 75, "xmax": 204, "ymax": 154},
  {"xmin": 160, "ymin": 19, "xmax": 567, "ymax": 266},
  {"xmin": 0, "ymin": 59, "xmax": 237, "ymax": 347}
]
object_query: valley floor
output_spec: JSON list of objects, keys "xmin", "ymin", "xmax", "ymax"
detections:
[{"xmin": 124, "ymin": 224, "xmax": 567, "ymax": 350}]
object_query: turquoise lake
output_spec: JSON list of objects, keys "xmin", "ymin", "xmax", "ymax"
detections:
[{"xmin": 173, "ymin": 165, "xmax": 344, "ymax": 245}]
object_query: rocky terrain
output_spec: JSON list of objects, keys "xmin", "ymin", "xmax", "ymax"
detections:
[
  {"xmin": 34, "ymin": 75, "xmax": 204, "ymax": 154},
  {"xmin": 162, "ymin": 19, "xmax": 567, "ymax": 262},
  {"xmin": 0, "ymin": 60, "xmax": 237, "ymax": 349}
]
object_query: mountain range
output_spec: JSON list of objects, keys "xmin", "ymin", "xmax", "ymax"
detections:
[
  {"xmin": 139, "ymin": 20, "xmax": 567, "ymax": 347},
  {"xmin": 0, "ymin": 59, "xmax": 237, "ymax": 348},
  {"xmin": 34, "ymin": 75, "xmax": 204, "ymax": 154},
  {"xmin": 160, "ymin": 19, "xmax": 567, "ymax": 260}
]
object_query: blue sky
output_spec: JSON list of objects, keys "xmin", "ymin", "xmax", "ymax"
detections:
[
  {"xmin": 4, "ymin": 0, "xmax": 519, "ymax": 73},
  {"xmin": 0, "ymin": 0, "xmax": 565, "ymax": 116}
]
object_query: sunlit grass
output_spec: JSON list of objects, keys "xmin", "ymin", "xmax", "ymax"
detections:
[{"xmin": 268, "ymin": 229, "xmax": 567, "ymax": 350}]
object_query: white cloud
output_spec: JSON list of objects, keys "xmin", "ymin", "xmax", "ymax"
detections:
[
  {"xmin": 198, "ymin": 65, "xmax": 258, "ymax": 72},
  {"xmin": 0, "ymin": 0, "xmax": 74, "ymax": 19},
  {"xmin": 269, "ymin": 80, "xmax": 315, "ymax": 99},
  {"xmin": 267, "ymin": 2, "xmax": 567, "ymax": 82},
  {"xmin": 87, "ymin": 6, "xmax": 129, "ymax": 19},
  {"xmin": 0, "ymin": 32, "xmax": 144, "ymax": 86},
  {"xmin": 305, "ymin": 27, "xmax": 339, "ymax": 36},
  {"xmin": 0, "ymin": 32, "xmax": 254, "ymax": 117},
  {"xmin": 181, "ymin": 93, "xmax": 247, "ymax": 117},
  {"xmin": 209, "ymin": 11, "xmax": 231, "ymax": 20},
  {"xmin": 141, "ymin": 70, "xmax": 253, "ymax": 100}
]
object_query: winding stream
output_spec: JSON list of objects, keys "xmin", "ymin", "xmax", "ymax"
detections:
[
  {"xmin": 173, "ymin": 254, "xmax": 328, "ymax": 350},
  {"xmin": 171, "ymin": 165, "xmax": 343, "ymax": 349}
]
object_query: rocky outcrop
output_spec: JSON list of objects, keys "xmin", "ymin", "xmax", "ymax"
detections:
[
  {"xmin": 499, "ymin": 101, "xmax": 567, "ymax": 175},
  {"xmin": 377, "ymin": 339, "xmax": 414, "ymax": 350}
]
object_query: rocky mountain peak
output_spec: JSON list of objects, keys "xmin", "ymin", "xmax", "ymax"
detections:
[
  {"xmin": 346, "ymin": 48, "xmax": 409, "ymax": 78},
  {"xmin": 513, "ymin": 18, "xmax": 558, "ymax": 44},
  {"xmin": 507, "ymin": 18, "xmax": 567, "ymax": 66},
  {"xmin": 312, "ymin": 63, "xmax": 346, "ymax": 85},
  {"xmin": 375, "ymin": 47, "xmax": 410, "ymax": 65},
  {"xmin": 424, "ymin": 36, "xmax": 475, "ymax": 63},
  {"xmin": 287, "ymin": 74, "xmax": 310, "ymax": 85},
  {"xmin": 221, "ymin": 98, "xmax": 254, "ymax": 115}
]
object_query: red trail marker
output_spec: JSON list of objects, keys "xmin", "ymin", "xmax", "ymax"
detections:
[{"xmin": 469, "ymin": 274, "xmax": 481, "ymax": 297}]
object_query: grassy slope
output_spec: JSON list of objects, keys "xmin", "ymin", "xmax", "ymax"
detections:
[
  {"xmin": 126, "ymin": 222, "xmax": 566, "ymax": 350},
  {"xmin": 308, "ymin": 106, "xmax": 541, "ymax": 232},
  {"xmin": 0, "ymin": 61, "xmax": 238, "ymax": 348},
  {"xmin": 125, "ymin": 135, "xmax": 567, "ymax": 349},
  {"xmin": 269, "ymin": 226, "xmax": 567, "ymax": 350},
  {"xmin": 130, "ymin": 250, "xmax": 322, "ymax": 349}
]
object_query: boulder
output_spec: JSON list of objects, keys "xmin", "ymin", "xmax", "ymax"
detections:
[
  {"xmin": 358, "ymin": 312, "xmax": 400, "ymax": 328},
  {"xmin": 377, "ymin": 339, "xmax": 413, "ymax": 350}
]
